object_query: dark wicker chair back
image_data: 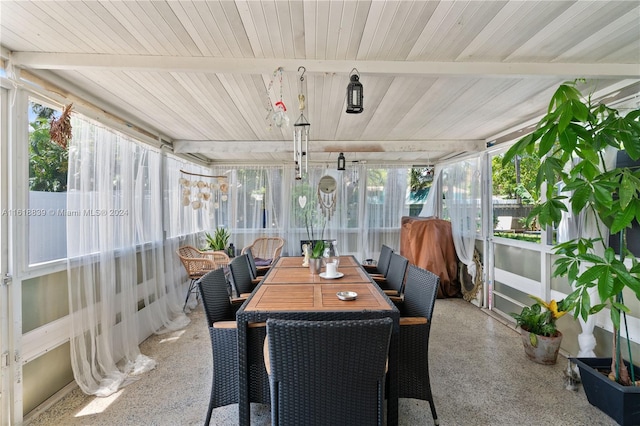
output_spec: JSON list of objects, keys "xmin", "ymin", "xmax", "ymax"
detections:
[
  {"xmin": 377, "ymin": 244, "xmax": 394, "ymax": 277},
  {"xmin": 398, "ymin": 263, "xmax": 440, "ymax": 424},
  {"xmin": 197, "ymin": 268, "xmax": 270, "ymax": 425},
  {"xmin": 245, "ymin": 248, "xmax": 259, "ymax": 279},
  {"xmin": 229, "ymin": 254, "xmax": 255, "ymax": 295},
  {"xmin": 385, "ymin": 252, "xmax": 409, "ymax": 295},
  {"xmin": 403, "ymin": 264, "xmax": 439, "ymax": 319},
  {"xmin": 266, "ymin": 318, "xmax": 393, "ymax": 426},
  {"xmin": 198, "ymin": 268, "xmax": 234, "ymax": 326}
]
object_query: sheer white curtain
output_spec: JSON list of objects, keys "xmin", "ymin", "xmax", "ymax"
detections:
[
  {"xmin": 419, "ymin": 166, "xmax": 443, "ymax": 218},
  {"xmin": 166, "ymin": 156, "xmax": 211, "ymax": 310},
  {"xmin": 444, "ymin": 157, "xmax": 482, "ymax": 279},
  {"xmin": 213, "ymin": 165, "xmax": 285, "ymax": 252},
  {"xmin": 66, "ymin": 117, "xmax": 187, "ymax": 397},
  {"xmin": 362, "ymin": 165, "xmax": 410, "ymax": 260}
]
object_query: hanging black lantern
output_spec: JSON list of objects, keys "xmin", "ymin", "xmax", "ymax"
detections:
[
  {"xmin": 337, "ymin": 153, "xmax": 346, "ymax": 171},
  {"xmin": 346, "ymin": 68, "xmax": 363, "ymax": 114}
]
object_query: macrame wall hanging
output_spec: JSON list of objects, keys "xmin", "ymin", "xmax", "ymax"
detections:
[{"xmin": 179, "ymin": 169, "xmax": 228, "ymax": 210}]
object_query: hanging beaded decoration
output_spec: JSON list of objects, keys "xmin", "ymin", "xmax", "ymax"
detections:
[
  {"xmin": 264, "ymin": 67, "xmax": 288, "ymax": 130},
  {"xmin": 179, "ymin": 170, "xmax": 228, "ymax": 210}
]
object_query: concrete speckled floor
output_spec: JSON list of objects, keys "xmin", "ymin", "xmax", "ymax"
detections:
[{"xmin": 25, "ymin": 299, "xmax": 618, "ymax": 426}]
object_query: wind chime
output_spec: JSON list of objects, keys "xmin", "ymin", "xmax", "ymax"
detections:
[
  {"xmin": 294, "ymin": 66, "xmax": 310, "ymax": 180},
  {"xmin": 179, "ymin": 169, "xmax": 228, "ymax": 210}
]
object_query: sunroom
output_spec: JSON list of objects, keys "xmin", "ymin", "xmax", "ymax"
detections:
[{"xmin": 1, "ymin": 1, "xmax": 640, "ymax": 425}]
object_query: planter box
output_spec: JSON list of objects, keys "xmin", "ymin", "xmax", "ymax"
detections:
[{"xmin": 571, "ymin": 357, "xmax": 640, "ymax": 425}]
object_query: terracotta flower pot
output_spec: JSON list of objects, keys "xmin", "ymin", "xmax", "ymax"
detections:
[{"xmin": 519, "ymin": 328, "xmax": 562, "ymax": 365}]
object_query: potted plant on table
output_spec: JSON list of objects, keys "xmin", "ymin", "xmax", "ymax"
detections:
[
  {"xmin": 303, "ymin": 210, "xmax": 325, "ymax": 274},
  {"xmin": 205, "ymin": 227, "xmax": 230, "ymax": 252},
  {"xmin": 503, "ymin": 80, "xmax": 640, "ymax": 425},
  {"xmin": 511, "ymin": 295, "xmax": 573, "ymax": 365}
]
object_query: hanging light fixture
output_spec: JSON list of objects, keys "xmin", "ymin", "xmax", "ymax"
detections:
[
  {"xmin": 337, "ymin": 153, "xmax": 346, "ymax": 171},
  {"xmin": 294, "ymin": 66, "xmax": 310, "ymax": 180},
  {"xmin": 346, "ymin": 68, "xmax": 363, "ymax": 114}
]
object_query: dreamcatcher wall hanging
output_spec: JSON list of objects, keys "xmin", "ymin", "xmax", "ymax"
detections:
[
  {"xmin": 179, "ymin": 169, "xmax": 228, "ymax": 210},
  {"xmin": 317, "ymin": 174, "xmax": 338, "ymax": 220}
]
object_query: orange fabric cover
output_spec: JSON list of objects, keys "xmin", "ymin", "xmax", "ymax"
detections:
[{"xmin": 400, "ymin": 216, "xmax": 461, "ymax": 298}]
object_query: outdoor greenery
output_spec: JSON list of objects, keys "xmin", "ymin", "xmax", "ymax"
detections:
[
  {"xmin": 492, "ymin": 153, "xmax": 539, "ymax": 199},
  {"xmin": 29, "ymin": 105, "xmax": 67, "ymax": 192},
  {"xmin": 493, "ymin": 231, "xmax": 540, "ymax": 243},
  {"xmin": 503, "ymin": 80, "xmax": 640, "ymax": 385}
]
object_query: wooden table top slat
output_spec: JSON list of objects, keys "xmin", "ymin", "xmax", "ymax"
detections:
[{"xmin": 273, "ymin": 255, "xmax": 360, "ymax": 268}]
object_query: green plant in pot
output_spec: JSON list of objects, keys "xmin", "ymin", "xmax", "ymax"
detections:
[
  {"xmin": 303, "ymin": 209, "xmax": 325, "ymax": 273},
  {"xmin": 511, "ymin": 295, "xmax": 573, "ymax": 364},
  {"xmin": 205, "ymin": 227, "xmax": 230, "ymax": 251},
  {"xmin": 503, "ymin": 80, "xmax": 640, "ymax": 423}
]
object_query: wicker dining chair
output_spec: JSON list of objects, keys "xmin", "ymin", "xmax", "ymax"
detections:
[
  {"xmin": 244, "ymin": 249, "xmax": 265, "ymax": 285},
  {"xmin": 176, "ymin": 245, "xmax": 219, "ymax": 312},
  {"xmin": 265, "ymin": 317, "xmax": 393, "ymax": 426},
  {"xmin": 241, "ymin": 236, "xmax": 284, "ymax": 273},
  {"xmin": 229, "ymin": 254, "xmax": 257, "ymax": 297},
  {"xmin": 377, "ymin": 252, "xmax": 409, "ymax": 297},
  {"xmin": 363, "ymin": 244, "xmax": 394, "ymax": 282},
  {"xmin": 197, "ymin": 268, "xmax": 270, "ymax": 426},
  {"xmin": 395, "ymin": 264, "xmax": 440, "ymax": 425}
]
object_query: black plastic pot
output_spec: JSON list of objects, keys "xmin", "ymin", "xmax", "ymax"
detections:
[{"xmin": 571, "ymin": 357, "xmax": 640, "ymax": 425}]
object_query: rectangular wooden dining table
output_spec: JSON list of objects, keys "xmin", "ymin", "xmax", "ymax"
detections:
[{"xmin": 236, "ymin": 255, "xmax": 400, "ymax": 426}]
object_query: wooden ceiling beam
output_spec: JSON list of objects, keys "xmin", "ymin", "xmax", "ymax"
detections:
[
  {"xmin": 11, "ymin": 52, "xmax": 639, "ymax": 78},
  {"xmin": 173, "ymin": 139, "xmax": 486, "ymax": 154}
]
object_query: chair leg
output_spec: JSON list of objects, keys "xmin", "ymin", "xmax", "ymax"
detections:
[
  {"xmin": 425, "ymin": 375, "xmax": 439, "ymax": 425},
  {"xmin": 429, "ymin": 400, "xmax": 439, "ymax": 425},
  {"xmin": 204, "ymin": 384, "xmax": 214, "ymax": 426},
  {"xmin": 183, "ymin": 278, "xmax": 197, "ymax": 312}
]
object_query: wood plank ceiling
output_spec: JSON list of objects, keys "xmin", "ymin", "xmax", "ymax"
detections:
[{"xmin": 1, "ymin": 1, "xmax": 639, "ymax": 166}]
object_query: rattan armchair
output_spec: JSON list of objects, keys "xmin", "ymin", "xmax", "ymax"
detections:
[
  {"xmin": 265, "ymin": 318, "xmax": 393, "ymax": 426},
  {"xmin": 241, "ymin": 236, "xmax": 284, "ymax": 272},
  {"xmin": 395, "ymin": 264, "xmax": 440, "ymax": 425},
  {"xmin": 205, "ymin": 250, "xmax": 231, "ymax": 269},
  {"xmin": 197, "ymin": 268, "xmax": 270, "ymax": 426},
  {"xmin": 176, "ymin": 245, "xmax": 220, "ymax": 312}
]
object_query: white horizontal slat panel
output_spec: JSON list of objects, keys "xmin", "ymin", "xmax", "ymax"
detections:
[
  {"xmin": 236, "ymin": 0, "xmax": 265, "ymax": 58},
  {"xmin": 557, "ymin": 9, "xmax": 640, "ymax": 63},
  {"xmin": 356, "ymin": 0, "xmax": 385, "ymax": 60},
  {"xmin": 506, "ymin": 1, "xmax": 637, "ymax": 62},
  {"xmin": 288, "ymin": 0, "xmax": 306, "ymax": 59},
  {"xmin": 274, "ymin": 0, "xmax": 296, "ymax": 59},
  {"xmin": 3, "ymin": 1, "xmax": 79, "ymax": 53},
  {"xmin": 98, "ymin": 1, "xmax": 163, "ymax": 55},
  {"xmin": 457, "ymin": 1, "xmax": 574, "ymax": 62},
  {"xmin": 363, "ymin": 76, "xmax": 439, "ymax": 141},
  {"xmin": 219, "ymin": 0, "xmax": 256, "ymax": 58},
  {"xmin": 166, "ymin": 1, "xmax": 211, "ymax": 57}
]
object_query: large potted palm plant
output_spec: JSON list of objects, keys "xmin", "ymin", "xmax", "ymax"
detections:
[{"xmin": 503, "ymin": 80, "xmax": 640, "ymax": 425}]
